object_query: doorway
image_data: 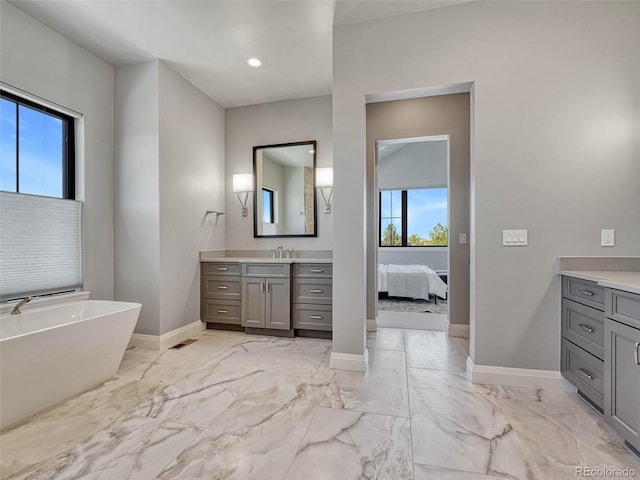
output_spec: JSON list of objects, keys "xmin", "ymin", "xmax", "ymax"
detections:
[
  {"xmin": 376, "ymin": 135, "xmax": 450, "ymax": 330},
  {"xmin": 365, "ymin": 92, "xmax": 470, "ymax": 336}
]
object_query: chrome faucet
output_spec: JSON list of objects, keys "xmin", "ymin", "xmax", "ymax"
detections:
[
  {"xmin": 274, "ymin": 245, "xmax": 284, "ymax": 259},
  {"xmin": 11, "ymin": 296, "xmax": 32, "ymax": 315}
]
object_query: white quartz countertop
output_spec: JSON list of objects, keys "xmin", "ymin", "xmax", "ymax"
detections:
[
  {"xmin": 560, "ymin": 270, "xmax": 640, "ymax": 295},
  {"xmin": 200, "ymin": 256, "xmax": 332, "ymax": 264}
]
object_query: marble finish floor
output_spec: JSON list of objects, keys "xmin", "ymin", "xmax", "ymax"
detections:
[{"xmin": 1, "ymin": 327, "xmax": 639, "ymax": 479}]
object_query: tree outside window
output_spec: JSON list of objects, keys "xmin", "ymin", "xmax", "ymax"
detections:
[{"xmin": 380, "ymin": 188, "xmax": 447, "ymax": 247}]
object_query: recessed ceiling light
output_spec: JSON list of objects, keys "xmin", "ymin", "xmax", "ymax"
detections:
[{"xmin": 247, "ymin": 58, "xmax": 262, "ymax": 67}]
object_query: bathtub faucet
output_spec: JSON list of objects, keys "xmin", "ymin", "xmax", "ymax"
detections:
[{"xmin": 10, "ymin": 296, "xmax": 32, "ymax": 315}]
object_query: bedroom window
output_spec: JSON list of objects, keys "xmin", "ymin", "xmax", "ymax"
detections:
[
  {"xmin": 380, "ymin": 187, "xmax": 448, "ymax": 247},
  {"xmin": 0, "ymin": 90, "xmax": 75, "ymax": 199}
]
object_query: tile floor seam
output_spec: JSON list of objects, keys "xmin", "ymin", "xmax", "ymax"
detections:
[
  {"xmin": 280, "ymin": 404, "xmax": 324, "ymax": 480},
  {"xmin": 402, "ymin": 327, "xmax": 419, "ymax": 480}
]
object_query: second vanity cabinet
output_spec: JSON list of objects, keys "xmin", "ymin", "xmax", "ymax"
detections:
[
  {"xmin": 561, "ymin": 276, "xmax": 606, "ymax": 410},
  {"xmin": 241, "ymin": 263, "xmax": 291, "ymax": 332},
  {"xmin": 604, "ymin": 288, "xmax": 640, "ymax": 454}
]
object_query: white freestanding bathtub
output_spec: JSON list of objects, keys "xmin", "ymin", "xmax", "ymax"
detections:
[{"xmin": 0, "ymin": 300, "xmax": 141, "ymax": 430}]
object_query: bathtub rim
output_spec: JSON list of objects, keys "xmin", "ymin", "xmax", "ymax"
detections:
[{"xmin": 0, "ymin": 299, "xmax": 141, "ymax": 342}]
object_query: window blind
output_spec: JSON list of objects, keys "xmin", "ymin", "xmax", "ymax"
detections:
[{"xmin": 0, "ymin": 191, "xmax": 82, "ymax": 299}]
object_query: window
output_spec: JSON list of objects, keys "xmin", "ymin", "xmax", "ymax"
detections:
[
  {"xmin": 0, "ymin": 90, "xmax": 75, "ymax": 199},
  {"xmin": 380, "ymin": 188, "xmax": 448, "ymax": 247},
  {"xmin": 262, "ymin": 187, "xmax": 275, "ymax": 224}
]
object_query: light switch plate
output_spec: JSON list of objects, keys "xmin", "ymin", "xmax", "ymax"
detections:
[
  {"xmin": 502, "ymin": 229, "xmax": 528, "ymax": 246},
  {"xmin": 601, "ymin": 229, "xmax": 615, "ymax": 247},
  {"xmin": 459, "ymin": 233, "xmax": 467, "ymax": 245}
]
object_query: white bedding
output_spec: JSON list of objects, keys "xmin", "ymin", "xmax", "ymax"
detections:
[{"xmin": 378, "ymin": 264, "xmax": 447, "ymax": 301}]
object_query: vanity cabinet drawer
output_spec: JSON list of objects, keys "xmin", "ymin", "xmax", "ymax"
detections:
[
  {"xmin": 606, "ymin": 289, "xmax": 640, "ymax": 329},
  {"xmin": 293, "ymin": 263, "xmax": 333, "ymax": 278},
  {"xmin": 242, "ymin": 263, "xmax": 290, "ymax": 278},
  {"xmin": 562, "ymin": 339, "xmax": 605, "ymax": 410},
  {"xmin": 562, "ymin": 299, "xmax": 605, "ymax": 360},
  {"xmin": 292, "ymin": 304, "xmax": 332, "ymax": 331},
  {"xmin": 292, "ymin": 278, "xmax": 332, "ymax": 304},
  {"xmin": 201, "ymin": 276, "xmax": 242, "ymax": 300},
  {"xmin": 202, "ymin": 263, "xmax": 241, "ymax": 276},
  {"xmin": 201, "ymin": 299, "xmax": 241, "ymax": 325},
  {"xmin": 562, "ymin": 276, "xmax": 605, "ymax": 311}
]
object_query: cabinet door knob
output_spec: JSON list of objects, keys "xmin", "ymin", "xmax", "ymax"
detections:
[
  {"xmin": 578, "ymin": 324, "xmax": 594, "ymax": 333},
  {"xmin": 217, "ymin": 286, "xmax": 229, "ymax": 290},
  {"xmin": 310, "ymin": 289, "xmax": 324, "ymax": 294},
  {"xmin": 578, "ymin": 289, "xmax": 594, "ymax": 296},
  {"xmin": 635, "ymin": 342, "xmax": 639, "ymax": 366},
  {"xmin": 578, "ymin": 368, "xmax": 594, "ymax": 380}
]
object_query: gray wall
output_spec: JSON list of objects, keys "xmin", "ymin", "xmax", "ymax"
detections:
[
  {"xmin": 367, "ymin": 94, "xmax": 470, "ymax": 326},
  {"xmin": 225, "ymin": 96, "xmax": 333, "ymax": 250},
  {"xmin": 114, "ymin": 62, "xmax": 161, "ymax": 334},
  {"xmin": 1, "ymin": 2, "xmax": 115, "ymax": 301},
  {"xmin": 115, "ymin": 60, "xmax": 226, "ymax": 336},
  {"xmin": 333, "ymin": 1, "xmax": 640, "ymax": 369},
  {"xmin": 157, "ymin": 61, "xmax": 226, "ymax": 335}
]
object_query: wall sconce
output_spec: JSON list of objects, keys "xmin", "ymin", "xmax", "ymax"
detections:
[
  {"xmin": 316, "ymin": 167, "xmax": 333, "ymax": 214},
  {"xmin": 232, "ymin": 173, "xmax": 253, "ymax": 217}
]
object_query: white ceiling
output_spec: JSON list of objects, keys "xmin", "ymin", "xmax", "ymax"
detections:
[{"xmin": 9, "ymin": 0, "xmax": 471, "ymax": 108}]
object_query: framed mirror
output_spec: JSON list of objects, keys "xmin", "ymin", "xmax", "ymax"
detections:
[{"xmin": 253, "ymin": 141, "xmax": 317, "ymax": 237}]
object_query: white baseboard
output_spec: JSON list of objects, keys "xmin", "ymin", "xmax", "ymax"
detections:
[
  {"xmin": 466, "ymin": 357, "xmax": 573, "ymax": 391},
  {"xmin": 366, "ymin": 318, "xmax": 377, "ymax": 332},
  {"xmin": 448, "ymin": 323, "xmax": 470, "ymax": 338},
  {"xmin": 129, "ymin": 320, "xmax": 205, "ymax": 351},
  {"xmin": 330, "ymin": 349, "xmax": 369, "ymax": 372}
]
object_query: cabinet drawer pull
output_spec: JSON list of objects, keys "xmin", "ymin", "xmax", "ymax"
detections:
[
  {"xmin": 578, "ymin": 289, "xmax": 594, "ymax": 296},
  {"xmin": 635, "ymin": 343, "xmax": 639, "ymax": 366},
  {"xmin": 217, "ymin": 286, "xmax": 229, "ymax": 290},
  {"xmin": 217, "ymin": 267, "xmax": 229, "ymax": 271},
  {"xmin": 578, "ymin": 368, "xmax": 594, "ymax": 380},
  {"xmin": 310, "ymin": 269, "xmax": 324, "ymax": 273},
  {"xmin": 578, "ymin": 324, "xmax": 594, "ymax": 333},
  {"xmin": 217, "ymin": 310, "xmax": 229, "ymax": 314},
  {"xmin": 266, "ymin": 282, "xmax": 270, "ymax": 293},
  {"xmin": 310, "ymin": 289, "xmax": 324, "ymax": 294},
  {"xmin": 309, "ymin": 315, "xmax": 324, "ymax": 320},
  {"xmin": 261, "ymin": 282, "xmax": 265, "ymax": 293}
]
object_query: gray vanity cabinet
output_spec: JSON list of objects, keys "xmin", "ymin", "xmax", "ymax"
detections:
[
  {"xmin": 561, "ymin": 276, "xmax": 606, "ymax": 410},
  {"xmin": 201, "ymin": 262, "xmax": 242, "ymax": 327},
  {"xmin": 241, "ymin": 264, "xmax": 291, "ymax": 331},
  {"xmin": 291, "ymin": 263, "xmax": 333, "ymax": 334},
  {"xmin": 605, "ymin": 289, "xmax": 640, "ymax": 454}
]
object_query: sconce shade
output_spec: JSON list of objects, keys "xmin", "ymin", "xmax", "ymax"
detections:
[
  {"xmin": 232, "ymin": 173, "xmax": 253, "ymax": 193},
  {"xmin": 315, "ymin": 167, "xmax": 333, "ymax": 188}
]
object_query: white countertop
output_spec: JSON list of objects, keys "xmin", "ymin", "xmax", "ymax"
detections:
[
  {"xmin": 200, "ymin": 256, "xmax": 332, "ymax": 264},
  {"xmin": 560, "ymin": 270, "xmax": 640, "ymax": 295}
]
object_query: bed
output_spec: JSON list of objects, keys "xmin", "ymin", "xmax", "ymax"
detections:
[{"xmin": 378, "ymin": 264, "xmax": 448, "ymax": 301}]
